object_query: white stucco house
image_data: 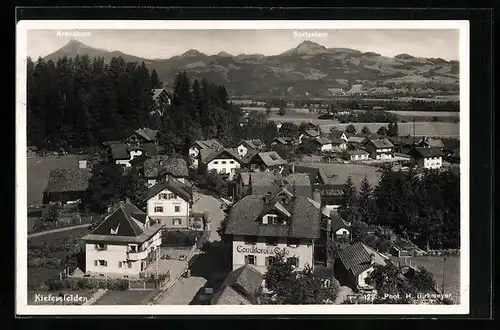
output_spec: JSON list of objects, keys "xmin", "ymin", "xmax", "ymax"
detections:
[
  {"xmin": 188, "ymin": 139, "xmax": 225, "ymax": 168},
  {"xmin": 81, "ymin": 200, "xmax": 164, "ymax": 279},
  {"xmin": 199, "ymin": 148, "xmax": 242, "ymax": 180},
  {"xmin": 145, "ymin": 176, "xmax": 193, "ymax": 230},
  {"xmin": 347, "ymin": 149, "xmax": 370, "ymax": 161},
  {"xmin": 364, "ymin": 138, "xmax": 394, "ymax": 160},
  {"xmin": 409, "ymin": 147, "xmax": 443, "ymax": 169},
  {"xmin": 314, "ymin": 137, "xmax": 334, "ymax": 153},
  {"xmin": 236, "ymin": 139, "xmax": 265, "ymax": 158}
]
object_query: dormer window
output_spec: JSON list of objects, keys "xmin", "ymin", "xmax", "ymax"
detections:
[{"xmin": 267, "ymin": 214, "xmax": 278, "ymax": 225}]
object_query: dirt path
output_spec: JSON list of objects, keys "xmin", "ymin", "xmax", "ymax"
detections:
[{"xmin": 28, "ymin": 223, "xmax": 91, "ymax": 239}]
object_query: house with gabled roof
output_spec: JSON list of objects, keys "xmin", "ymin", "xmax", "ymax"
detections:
[
  {"xmin": 151, "ymin": 88, "xmax": 171, "ymax": 116},
  {"xmin": 409, "ymin": 146, "xmax": 443, "ymax": 169},
  {"xmin": 234, "ymin": 171, "xmax": 312, "ymax": 201},
  {"xmin": 242, "ymin": 151, "xmax": 288, "ymax": 173},
  {"xmin": 109, "ymin": 143, "xmax": 160, "ymax": 168},
  {"xmin": 364, "ymin": 138, "xmax": 394, "ymax": 160},
  {"xmin": 145, "ymin": 176, "xmax": 193, "ymax": 229},
  {"xmin": 81, "ymin": 200, "xmax": 164, "ymax": 279},
  {"xmin": 211, "ymin": 265, "xmax": 264, "ymax": 305},
  {"xmin": 188, "ymin": 139, "xmax": 225, "ymax": 168},
  {"xmin": 225, "ymin": 193, "xmax": 321, "ymax": 274},
  {"xmin": 329, "ymin": 130, "xmax": 349, "ymax": 143},
  {"xmin": 43, "ymin": 168, "xmax": 93, "ymax": 204},
  {"xmin": 199, "ymin": 148, "xmax": 242, "ymax": 180},
  {"xmin": 347, "ymin": 149, "xmax": 370, "ymax": 161},
  {"xmin": 335, "ymin": 242, "xmax": 389, "ymax": 291},
  {"xmin": 313, "ymin": 137, "xmax": 334, "ymax": 153},
  {"xmin": 124, "ymin": 128, "xmax": 159, "ymax": 146},
  {"xmin": 236, "ymin": 139, "xmax": 266, "ymax": 158},
  {"xmin": 143, "ymin": 155, "xmax": 189, "ymax": 187}
]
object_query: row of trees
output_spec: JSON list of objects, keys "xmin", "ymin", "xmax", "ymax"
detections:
[
  {"xmin": 339, "ymin": 167, "xmax": 460, "ymax": 250},
  {"xmin": 337, "ymin": 110, "xmax": 398, "ymax": 124},
  {"xmin": 341, "ymin": 122, "xmax": 398, "ymax": 137},
  {"xmin": 27, "ymin": 56, "xmax": 162, "ymax": 150}
]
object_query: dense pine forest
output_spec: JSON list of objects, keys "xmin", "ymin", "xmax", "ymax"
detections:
[{"xmin": 27, "ymin": 56, "xmax": 276, "ymax": 153}]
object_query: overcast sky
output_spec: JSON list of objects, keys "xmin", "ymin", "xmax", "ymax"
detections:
[{"xmin": 27, "ymin": 29, "xmax": 460, "ymax": 60}]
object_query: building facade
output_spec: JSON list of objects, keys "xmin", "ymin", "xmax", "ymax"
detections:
[
  {"xmin": 364, "ymin": 139, "xmax": 394, "ymax": 160},
  {"xmin": 410, "ymin": 147, "xmax": 443, "ymax": 169},
  {"xmin": 81, "ymin": 201, "xmax": 164, "ymax": 279}
]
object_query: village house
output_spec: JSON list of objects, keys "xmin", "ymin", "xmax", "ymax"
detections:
[
  {"xmin": 43, "ymin": 167, "xmax": 93, "ymax": 204},
  {"xmin": 81, "ymin": 200, "xmax": 164, "ymax": 279},
  {"xmin": 27, "ymin": 146, "xmax": 38, "ymax": 158},
  {"xmin": 389, "ymin": 136, "xmax": 420, "ymax": 154},
  {"xmin": 334, "ymin": 242, "xmax": 389, "ymax": 292},
  {"xmin": 236, "ymin": 139, "xmax": 266, "ymax": 158},
  {"xmin": 142, "ymin": 155, "xmax": 189, "ymax": 187},
  {"xmin": 124, "ymin": 128, "xmax": 159, "ymax": 146},
  {"xmin": 188, "ymin": 139, "xmax": 225, "ymax": 168},
  {"xmin": 242, "ymin": 151, "xmax": 288, "ymax": 173},
  {"xmin": 199, "ymin": 148, "xmax": 242, "ymax": 180},
  {"xmin": 234, "ymin": 171, "xmax": 312, "ymax": 201},
  {"xmin": 225, "ymin": 193, "xmax": 321, "ymax": 274},
  {"xmin": 364, "ymin": 138, "xmax": 394, "ymax": 160},
  {"xmin": 313, "ymin": 137, "xmax": 334, "ymax": 153},
  {"xmin": 317, "ymin": 184, "xmax": 345, "ymax": 210},
  {"xmin": 417, "ymin": 137, "xmax": 445, "ymax": 150},
  {"xmin": 151, "ymin": 88, "xmax": 171, "ymax": 116},
  {"xmin": 330, "ymin": 138, "xmax": 348, "ymax": 152},
  {"xmin": 329, "ymin": 130, "xmax": 349, "ymax": 143},
  {"xmin": 145, "ymin": 176, "xmax": 193, "ymax": 230},
  {"xmin": 211, "ymin": 265, "xmax": 264, "ymax": 305},
  {"xmin": 347, "ymin": 149, "xmax": 370, "ymax": 161},
  {"xmin": 327, "ymin": 210, "xmax": 351, "ymax": 240},
  {"xmin": 347, "ymin": 135, "xmax": 369, "ymax": 149},
  {"xmin": 409, "ymin": 146, "xmax": 443, "ymax": 169},
  {"xmin": 287, "ymin": 164, "xmax": 330, "ymax": 186},
  {"xmin": 108, "ymin": 143, "xmax": 160, "ymax": 168},
  {"xmin": 270, "ymin": 137, "xmax": 293, "ymax": 147},
  {"xmin": 298, "ymin": 129, "xmax": 320, "ymax": 144}
]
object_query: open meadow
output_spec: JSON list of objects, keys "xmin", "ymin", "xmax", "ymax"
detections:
[
  {"xmin": 27, "ymin": 155, "xmax": 79, "ymax": 206},
  {"xmin": 391, "ymin": 256, "xmax": 461, "ymax": 303},
  {"xmin": 28, "ymin": 227, "xmax": 90, "ymax": 289}
]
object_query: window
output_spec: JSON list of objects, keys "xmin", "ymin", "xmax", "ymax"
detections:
[
  {"xmin": 128, "ymin": 261, "xmax": 133, "ymax": 269},
  {"xmin": 159, "ymin": 193, "xmax": 168, "ymax": 200},
  {"xmin": 95, "ymin": 260, "xmax": 107, "ymax": 267},
  {"xmin": 229, "ymin": 160, "xmax": 234, "ymax": 164},
  {"xmin": 265, "ymin": 237, "xmax": 278, "ymax": 246},
  {"xmin": 174, "ymin": 205, "xmax": 180, "ymax": 213},
  {"xmin": 287, "ymin": 257, "xmax": 299, "ymax": 267},
  {"xmin": 265, "ymin": 256, "xmax": 277, "ymax": 266},
  {"xmin": 245, "ymin": 255, "xmax": 256, "ymax": 265},
  {"xmin": 168, "ymin": 193, "xmax": 176, "ymax": 199},
  {"xmin": 173, "ymin": 218, "xmax": 182, "ymax": 226},
  {"xmin": 128, "ymin": 245, "xmax": 137, "ymax": 253},
  {"xmin": 244, "ymin": 236, "xmax": 257, "ymax": 245},
  {"xmin": 268, "ymin": 215, "xmax": 278, "ymax": 225},
  {"xmin": 154, "ymin": 206, "xmax": 164, "ymax": 213},
  {"xmin": 213, "ymin": 161, "xmax": 219, "ymax": 164},
  {"xmin": 221, "ymin": 161, "xmax": 227, "ymax": 164},
  {"xmin": 287, "ymin": 238, "xmax": 300, "ymax": 247},
  {"xmin": 95, "ymin": 244, "xmax": 107, "ymax": 250}
]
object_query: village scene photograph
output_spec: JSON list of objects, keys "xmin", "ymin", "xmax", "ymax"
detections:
[{"xmin": 20, "ymin": 24, "xmax": 463, "ymax": 309}]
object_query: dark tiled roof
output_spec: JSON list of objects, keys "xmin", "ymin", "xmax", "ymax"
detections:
[
  {"xmin": 251, "ymin": 151, "xmax": 288, "ymax": 167},
  {"xmin": 411, "ymin": 147, "xmax": 443, "ymax": 159},
  {"xmin": 132, "ymin": 128, "xmax": 158, "ymax": 142},
  {"xmin": 427, "ymin": 139, "xmax": 445, "ymax": 148},
  {"xmin": 241, "ymin": 139, "xmax": 265, "ymax": 150},
  {"xmin": 140, "ymin": 143, "xmax": 160, "ymax": 157},
  {"xmin": 144, "ymin": 155, "xmax": 189, "ymax": 178},
  {"xmin": 389, "ymin": 136, "xmax": 419, "ymax": 146},
  {"xmin": 193, "ymin": 139, "xmax": 225, "ymax": 150},
  {"xmin": 329, "ymin": 130, "xmax": 345, "ymax": 139},
  {"xmin": 82, "ymin": 222, "xmax": 164, "ymax": 244},
  {"xmin": 347, "ymin": 136, "xmax": 368, "ymax": 144},
  {"xmin": 201, "ymin": 148, "xmax": 241, "ymax": 165},
  {"xmin": 110, "ymin": 143, "xmax": 130, "ymax": 160},
  {"xmin": 272, "ymin": 137, "xmax": 292, "ymax": 145},
  {"xmin": 315, "ymin": 137, "xmax": 332, "ymax": 145},
  {"xmin": 289, "ymin": 165, "xmax": 329, "ymax": 185},
  {"xmin": 211, "ymin": 265, "xmax": 263, "ymax": 305},
  {"xmin": 44, "ymin": 168, "xmax": 92, "ymax": 193},
  {"xmin": 225, "ymin": 195, "xmax": 321, "ymax": 239},
  {"xmin": 367, "ymin": 138, "xmax": 394, "ymax": 149},
  {"xmin": 317, "ymin": 184, "xmax": 344, "ymax": 197},
  {"xmin": 89, "ymin": 202, "xmax": 146, "ymax": 237},
  {"xmin": 338, "ymin": 242, "xmax": 387, "ymax": 276},
  {"xmin": 145, "ymin": 177, "xmax": 193, "ymax": 202},
  {"xmin": 238, "ymin": 172, "xmax": 311, "ymax": 197},
  {"xmin": 329, "ymin": 211, "xmax": 350, "ymax": 233},
  {"xmin": 330, "ymin": 138, "xmax": 346, "ymax": 145},
  {"xmin": 305, "ymin": 129, "xmax": 320, "ymax": 137}
]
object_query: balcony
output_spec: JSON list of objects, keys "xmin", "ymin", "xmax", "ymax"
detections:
[{"xmin": 126, "ymin": 249, "xmax": 148, "ymax": 261}]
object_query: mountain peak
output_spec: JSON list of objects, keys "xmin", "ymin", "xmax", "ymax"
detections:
[
  {"xmin": 281, "ymin": 40, "xmax": 328, "ymax": 56},
  {"xmin": 217, "ymin": 51, "xmax": 232, "ymax": 57},
  {"xmin": 181, "ymin": 49, "xmax": 206, "ymax": 57}
]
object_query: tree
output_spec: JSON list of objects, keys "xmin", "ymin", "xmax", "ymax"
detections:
[
  {"xmin": 278, "ymin": 106, "xmax": 286, "ymax": 116},
  {"xmin": 387, "ymin": 121, "xmax": 399, "ymax": 137},
  {"xmin": 345, "ymin": 124, "xmax": 356, "ymax": 134},
  {"xmin": 265, "ymin": 103, "xmax": 272, "ymax": 116},
  {"xmin": 206, "ymin": 169, "xmax": 224, "ymax": 196},
  {"xmin": 365, "ymin": 263, "xmax": 415, "ymax": 303},
  {"xmin": 263, "ymin": 251, "xmax": 338, "ymax": 304},
  {"xmin": 361, "ymin": 125, "xmax": 371, "ymax": 135},
  {"xmin": 279, "ymin": 123, "xmax": 300, "ymax": 139},
  {"xmin": 339, "ymin": 176, "xmax": 360, "ymax": 224},
  {"xmin": 358, "ymin": 176, "xmax": 375, "ymax": 224},
  {"xmin": 377, "ymin": 126, "xmax": 388, "ymax": 136},
  {"xmin": 43, "ymin": 203, "xmax": 62, "ymax": 222},
  {"xmin": 340, "ymin": 149, "xmax": 350, "ymax": 160},
  {"xmin": 150, "ymin": 69, "xmax": 162, "ymax": 89}
]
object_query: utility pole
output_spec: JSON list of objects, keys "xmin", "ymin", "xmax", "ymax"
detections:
[{"xmin": 442, "ymin": 257, "xmax": 446, "ymax": 294}]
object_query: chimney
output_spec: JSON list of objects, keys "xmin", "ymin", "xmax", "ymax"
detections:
[
  {"xmin": 119, "ymin": 201, "xmax": 125, "ymax": 207},
  {"xmin": 125, "ymin": 197, "xmax": 131, "ymax": 204},
  {"xmin": 313, "ymin": 188, "xmax": 321, "ymax": 204},
  {"xmin": 369, "ymin": 253, "xmax": 375, "ymax": 265}
]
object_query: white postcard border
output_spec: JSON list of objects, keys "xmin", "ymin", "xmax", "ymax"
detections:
[{"xmin": 16, "ymin": 19, "xmax": 470, "ymax": 315}]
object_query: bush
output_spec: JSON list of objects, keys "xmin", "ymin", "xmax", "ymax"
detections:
[{"xmin": 46, "ymin": 277, "xmax": 129, "ymax": 291}]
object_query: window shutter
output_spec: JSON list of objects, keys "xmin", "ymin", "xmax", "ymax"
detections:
[
  {"xmin": 118, "ymin": 261, "xmax": 122, "ymax": 268},
  {"xmin": 104, "ymin": 260, "xmax": 108, "ymax": 267},
  {"xmin": 244, "ymin": 255, "xmax": 249, "ymax": 264},
  {"xmin": 94, "ymin": 260, "xmax": 98, "ymax": 266},
  {"xmin": 172, "ymin": 219, "xmax": 175, "ymax": 225}
]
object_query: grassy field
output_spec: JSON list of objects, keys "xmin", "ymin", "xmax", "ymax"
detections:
[
  {"xmin": 293, "ymin": 161, "xmax": 381, "ymax": 187},
  {"xmin": 318, "ymin": 122, "xmax": 460, "ymax": 138},
  {"xmin": 28, "ymin": 227, "xmax": 90, "ymax": 288},
  {"xmin": 391, "ymin": 256, "xmax": 461, "ymax": 303},
  {"xmin": 27, "ymin": 155, "xmax": 79, "ymax": 206}
]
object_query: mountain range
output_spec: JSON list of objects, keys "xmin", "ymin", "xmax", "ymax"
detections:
[{"xmin": 41, "ymin": 39, "xmax": 460, "ymax": 97}]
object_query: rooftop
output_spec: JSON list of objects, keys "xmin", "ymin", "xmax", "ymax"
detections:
[
  {"xmin": 211, "ymin": 265, "xmax": 263, "ymax": 305},
  {"xmin": 367, "ymin": 138, "xmax": 394, "ymax": 149},
  {"xmin": 193, "ymin": 139, "xmax": 225, "ymax": 150},
  {"xmin": 145, "ymin": 176, "xmax": 193, "ymax": 202},
  {"xmin": 338, "ymin": 242, "xmax": 388, "ymax": 276},
  {"xmin": 143, "ymin": 155, "xmax": 189, "ymax": 178},
  {"xmin": 246, "ymin": 151, "xmax": 288, "ymax": 167},
  {"xmin": 225, "ymin": 195, "xmax": 321, "ymax": 239},
  {"xmin": 44, "ymin": 168, "xmax": 92, "ymax": 193},
  {"xmin": 200, "ymin": 148, "xmax": 241, "ymax": 165},
  {"xmin": 411, "ymin": 146, "xmax": 443, "ymax": 159}
]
